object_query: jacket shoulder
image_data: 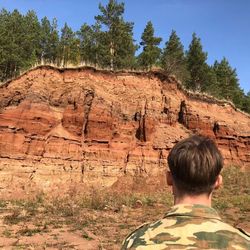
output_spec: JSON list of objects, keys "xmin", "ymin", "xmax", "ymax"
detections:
[
  {"xmin": 237, "ymin": 227, "xmax": 250, "ymax": 238},
  {"xmin": 121, "ymin": 222, "xmax": 150, "ymax": 249}
]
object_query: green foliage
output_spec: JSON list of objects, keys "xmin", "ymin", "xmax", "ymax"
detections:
[
  {"xmin": 213, "ymin": 58, "xmax": 245, "ymax": 108},
  {"xmin": 95, "ymin": 0, "xmax": 137, "ymax": 69},
  {"xmin": 58, "ymin": 23, "xmax": 80, "ymax": 66},
  {"xmin": 77, "ymin": 23, "xmax": 101, "ymax": 65},
  {"xmin": 0, "ymin": 9, "xmax": 39, "ymax": 80},
  {"xmin": 186, "ymin": 33, "xmax": 209, "ymax": 91},
  {"xmin": 23, "ymin": 10, "xmax": 41, "ymax": 61},
  {"xmin": 241, "ymin": 92, "xmax": 250, "ymax": 113},
  {"xmin": 40, "ymin": 17, "xmax": 59, "ymax": 63},
  {"xmin": 0, "ymin": 4, "xmax": 248, "ymax": 113},
  {"xmin": 138, "ymin": 21, "xmax": 162, "ymax": 69},
  {"xmin": 200, "ymin": 65, "xmax": 218, "ymax": 94},
  {"xmin": 161, "ymin": 30, "xmax": 189, "ymax": 82},
  {"xmin": 213, "ymin": 166, "xmax": 250, "ymax": 216}
]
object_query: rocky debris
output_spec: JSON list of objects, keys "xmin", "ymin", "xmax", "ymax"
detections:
[
  {"xmin": 0, "ymin": 66, "xmax": 249, "ymax": 195},
  {"xmin": 134, "ymin": 200, "xmax": 143, "ymax": 209}
]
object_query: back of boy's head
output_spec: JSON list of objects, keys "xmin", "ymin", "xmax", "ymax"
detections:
[{"xmin": 167, "ymin": 135, "xmax": 223, "ymax": 195}]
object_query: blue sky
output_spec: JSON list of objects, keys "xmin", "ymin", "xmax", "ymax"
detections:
[{"xmin": 0, "ymin": 0, "xmax": 249, "ymax": 93}]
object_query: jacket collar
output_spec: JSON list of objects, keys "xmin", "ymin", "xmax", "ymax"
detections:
[{"xmin": 164, "ymin": 204, "xmax": 221, "ymax": 220}]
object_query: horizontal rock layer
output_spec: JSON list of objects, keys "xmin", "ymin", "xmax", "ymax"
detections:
[{"xmin": 0, "ymin": 66, "xmax": 249, "ymax": 196}]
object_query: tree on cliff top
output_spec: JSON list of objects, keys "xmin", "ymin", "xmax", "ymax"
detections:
[
  {"xmin": 77, "ymin": 23, "xmax": 102, "ymax": 66},
  {"xmin": 213, "ymin": 58, "xmax": 244, "ymax": 107},
  {"xmin": 0, "ymin": 9, "xmax": 40, "ymax": 80},
  {"xmin": 161, "ymin": 30, "xmax": 189, "ymax": 82},
  {"xmin": 58, "ymin": 23, "xmax": 80, "ymax": 66},
  {"xmin": 40, "ymin": 17, "xmax": 59, "ymax": 64},
  {"xmin": 186, "ymin": 33, "xmax": 208, "ymax": 91},
  {"xmin": 138, "ymin": 21, "xmax": 162, "ymax": 70},
  {"xmin": 95, "ymin": 0, "xmax": 137, "ymax": 69},
  {"xmin": 0, "ymin": 6, "xmax": 249, "ymax": 114},
  {"xmin": 241, "ymin": 91, "xmax": 250, "ymax": 113}
]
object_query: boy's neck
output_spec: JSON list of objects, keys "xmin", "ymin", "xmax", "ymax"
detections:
[{"xmin": 174, "ymin": 193, "xmax": 212, "ymax": 207}]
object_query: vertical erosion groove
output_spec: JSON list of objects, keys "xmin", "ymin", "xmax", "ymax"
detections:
[
  {"xmin": 82, "ymin": 90, "xmax": 95, "ymax": 136},
  {"xmin": 135, "ymin": 100, "xmax": 147, "ymax": 142},
  {"xmin": 178, "ymin": 100, "xmax": 187, "ymax": 126}
]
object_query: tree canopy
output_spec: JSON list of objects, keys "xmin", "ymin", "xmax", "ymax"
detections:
[
  {"xmin": 138, "ymin": 21, "xmax": 162, "ymax": 69},
  {"xmin": 160, "ymin": 30, "xmax": 188, "ymax": 82},
  {"xmin": 95, "ymin": 0, "xmax": 137, "ymax": 69},
  {"xmin": 186, "ymin": 33, "xmax": 209, "ymax": 91},
  {"xmin": 0, "ymin": 2, "xmax": 248, "ymax": 113}
]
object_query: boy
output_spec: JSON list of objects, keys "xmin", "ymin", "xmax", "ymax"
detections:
[{"xmin": 121, "ymin": 135, "xmax": 250, "ymax": 249}]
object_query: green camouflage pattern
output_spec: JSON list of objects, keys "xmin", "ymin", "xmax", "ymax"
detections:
[{"xmin": 121, "ymin": 204, "xmax": 250, "ymax": 249}]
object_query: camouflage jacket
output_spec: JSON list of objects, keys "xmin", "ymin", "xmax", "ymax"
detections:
[{"xmin": 121, "ymin": 204, "xmax": 250, "ymax": 249}]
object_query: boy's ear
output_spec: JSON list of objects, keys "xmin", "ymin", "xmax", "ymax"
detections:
[
  {"xmin": 167, "ymin": 171, "xmax": 173, "ymax": 186},
  {"xmin": 214, "ymin": 174, "xmax": 223, "ymax": 190}
]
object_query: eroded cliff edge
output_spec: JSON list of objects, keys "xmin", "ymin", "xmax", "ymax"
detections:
[{"xmin": 0, "ymin": 66, "xmax": 249, "ymax": 196}]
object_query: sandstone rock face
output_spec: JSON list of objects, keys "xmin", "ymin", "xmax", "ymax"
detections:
[{"xmin": 0, "ymin": 66, "xmax": 249, "ymax": 196}]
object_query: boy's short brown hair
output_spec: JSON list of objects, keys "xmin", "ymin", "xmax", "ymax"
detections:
[{"xmin": 167, "ymin": 135, "xmax": 223, "ymax": 195}]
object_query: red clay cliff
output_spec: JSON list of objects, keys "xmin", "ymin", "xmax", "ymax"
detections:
[{"xmin": 0, "ymin": 66, "xmax": 249, "ymax": 196}]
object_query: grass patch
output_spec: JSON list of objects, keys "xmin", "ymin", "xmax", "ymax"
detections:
[
  {"xmin": 0, "ymin": 165, "xmax": 248, "ymax": 249},
  {"xmin": 18, "ymin": 227, "xmax": 42, "ymax": 236},
  {"xmin": 11, "ymin": 244, "xmax": 32, "ymax": 250},
  {"xmin": 221, "ymin": 166, "xmax": 250, "ymax": 194},
  {"xmin": 77, "ymin": 190, "xmax": 172, "ymax": 211},
  {"xmin": 2, "ymin": 228, "xmax": 12, "ymax": 237},
  {"xmin": 3, "ymin": 209, "xmax": 27, "ymax": 225},
  {"xmin": 213, "ymin": 166, "xmax": 250, "ymax": 215},
  {"xmin": 0, "ymin": 200, "xmax": 7, "ymax": 208},
  {"xmin": 82, "ymin": 231, "xmax": 94, "ymax": 241}
]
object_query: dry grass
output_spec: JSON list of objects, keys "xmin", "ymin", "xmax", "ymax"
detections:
[{"xmin": 0, "ymin": 166, "xmax": 249, "ymax": 249}]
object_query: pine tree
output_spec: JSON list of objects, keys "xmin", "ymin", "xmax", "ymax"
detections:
[
  {"xmin": 241, "ymin": 91, "xmax": 250, "ymax": 113},
  {"xmin": 161, "ymin": 30, "xmax": 188, "ymax": 82},
  {"xmin": 0, "ymin": 8, "xmax": 11, "ymax": 80},
  {"xmin": 241, "ymin": 94, "xmax": 250, "ymax": 113},
  {"xmin": 95, "ymin": 0, "xmax": 137, "ymax": 69},
  {"xmin": 40, "ymin": 17, "xmax": 59, "ymax": 63},
  {"xmin": 39, "ymin": 17, "xmax": 59, "ymax": 64},
  {"xmin": 186, "ymin": 33, "xmax": 208, "ymax": 91},
  {"xmin": 111, "ymin": 19, "xmax": 137, "ymax": 69},
  {"xmin": 202, "ymin": 65, "xmax": 218, "ymax": 96},
  {"xmin": 23, "ymin": 10, "xmax": 41, "ymax": 67},
  {"xmin": 59, "ymin": 23, "xmax": 80, "ymax": 66},
  {"xmin": 77, "ymin": 23, "xmax": 102, "ymax": 66},
  {"xmin": 0, "ymin": 9, "xmax": 43, "ymax": 80},
  {"xmin": 49, "ymin": 18, "xmax": 60, "ymax": 64},
  {"xmin": 40, "ymin": 17, "xmax": 51, "ymax": 62},
  {"xmin": 213, "ymin": 58, "xmax": 244, "ymax": 106},
  {"xmin": 0, "ymin": 9, "xmax": 26, "ymax": 80},
  {"xmin": 138, "ymin": 21, "xmax": 161, "ymax": 70}
]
